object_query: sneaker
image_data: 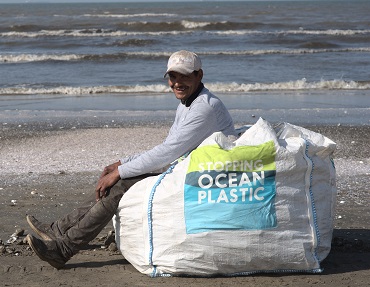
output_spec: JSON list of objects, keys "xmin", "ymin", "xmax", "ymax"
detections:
[
  {"xmin": 26, "ymin": 234, "xmax": 67, "ymax": 269},
  {"xmin": 26, "ymin": 215, "xmax": 57, "ymax": 241}
]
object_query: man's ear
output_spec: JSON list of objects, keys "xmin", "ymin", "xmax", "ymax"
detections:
[{"xmin": 198, "ymin": 69, "xmax": 204, "ymax": 80}]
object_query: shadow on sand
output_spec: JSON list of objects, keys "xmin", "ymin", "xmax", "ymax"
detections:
[{"xmin": 65, "ymin": 228, "xmax": 370, "ymax": 275}]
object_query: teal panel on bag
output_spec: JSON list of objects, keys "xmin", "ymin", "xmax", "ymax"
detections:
[{"xmin": 184, "ymin": 141, "xmax": 277, "ymax": 234}]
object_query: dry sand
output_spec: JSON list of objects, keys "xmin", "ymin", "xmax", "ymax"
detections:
[{"xmin": 0, "ymin": 123, "xmax": 369, "ymax": 287}]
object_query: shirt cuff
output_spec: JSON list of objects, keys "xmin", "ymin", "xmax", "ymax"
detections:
[{"xmin": 118, "ymin": 164, "xmax": 125, "ymax": 179}]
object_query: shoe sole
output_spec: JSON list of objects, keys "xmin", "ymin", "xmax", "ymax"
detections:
[
  {"xmin": 26, "ymin": 215, "xmax": 54, "ymax": 241},
  {"xmin": 26, "ymin": 234, "xmax": 65, "ymax": 270}
]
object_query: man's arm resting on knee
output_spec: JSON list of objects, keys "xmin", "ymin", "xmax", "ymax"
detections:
[{"xmin": 96, "ymin": 161, "xmax": 122, "ymax": 201}]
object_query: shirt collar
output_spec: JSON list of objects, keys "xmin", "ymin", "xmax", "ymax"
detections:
[{"xmin": 181, "ymin": 82, "xmax": 204, "ymax": 107}]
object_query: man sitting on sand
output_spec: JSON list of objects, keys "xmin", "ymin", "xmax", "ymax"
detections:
[{"xmin": 26, "ymin": 50, "xmax": 237, "ymax": 269}]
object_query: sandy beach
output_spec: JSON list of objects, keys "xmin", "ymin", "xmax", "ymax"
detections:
[
  {"xmin": 0, "ymin": 121, "xmax": 369, "ymax": 287},
  {"xmin": 1, "ymin": 0, "xmax": 370, "ymax": 284}
]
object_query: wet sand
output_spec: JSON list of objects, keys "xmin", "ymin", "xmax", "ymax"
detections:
[{"xmin": 0, "ymin": 122, "xmax": 369, "ymax": 287}]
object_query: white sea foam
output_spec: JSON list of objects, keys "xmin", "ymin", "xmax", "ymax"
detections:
[
  {"xmin": 206, "ymin": 79, "xmax": 370, "ymax": 92},
  {"xmin": 181, "ymin": 20, "xmax": 212, "ymax": 29},
  {"xmin": 0, "ymin": 52, "xmax": 170, "ymax": 63},
  {"xmin": 1, "ymin": 80, "xmax": 369, "ymax": 96},
  {"xmin": 2, "ymin": 47, "xmax": 369, "ymax": 64},
  {"xmin": 81, "ymin": 13, "xmax": 177, "ymax": 18},
  {"xmin": 212, "ymin": 29, "xmax": 370, "ymax": 36},
  {"xmin": 205, "ymin": 47, "xmax": 370, "ymax": 56},
  {"xmin": 0, "ymin": 54, "xmax": 83, "ymax": 63},
  {"xmin": 0, "ymin": 84, "xmax": 170, "ymax": 95},
  {"xmin": 0, "ymin": 29, "xmax": 191, "ymax": 38},
  {"xmin": 2, "ymin": 28, "xmax": 369, "ymax": 38}
]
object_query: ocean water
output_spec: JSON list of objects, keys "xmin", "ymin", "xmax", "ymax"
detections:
[{"xmin": 0, "ymin": 1, "xmax": 369, "ymax": 125}]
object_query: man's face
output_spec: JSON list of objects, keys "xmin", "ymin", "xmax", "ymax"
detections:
[{"xmin": 167, "ymin": 70, "xmax": 203, "ymax": 102}]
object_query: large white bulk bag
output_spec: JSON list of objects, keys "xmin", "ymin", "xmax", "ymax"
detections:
[{"xmin": 113, "ymin": 118, "xmax": 337, "ymax": 277}]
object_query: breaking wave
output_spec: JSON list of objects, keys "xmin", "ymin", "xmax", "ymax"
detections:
[
  {"xmin": 80, "ymin": 13, "xmax": 178, "ymax": 18},
  {"xmin": 0, "ymin": 29, "xmax": 192, "ymax": 38},
  {"xmin": 206, "ymin": 79, "xmax": 370, "ymax": 92},
  {"xmin": 2, "ymin": 48, "xmax": 370, "ymax": 63},
  {"xmin": 1, "ymin": 28, "xmax": 369, "ymax": 38},
  {"xmin": 210, "ymin": 29, "xmax": 370, "ymax": 36},
  {"xmin": 1, "ymin": 79, "xmax": 369, "ymax": 96}
]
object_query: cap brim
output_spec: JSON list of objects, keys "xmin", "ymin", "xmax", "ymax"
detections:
[{"xmin": 163, "ymin": 67, "xmax": 195, "ymax": 78}]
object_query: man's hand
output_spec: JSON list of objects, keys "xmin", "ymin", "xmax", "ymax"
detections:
[
  {"xmin": 99, "ymin": 161, "xmax": 120, "ymax": 179},
  {"xmin": 95, "ymin": 162, "xmax": 121, "ymax": 201}
]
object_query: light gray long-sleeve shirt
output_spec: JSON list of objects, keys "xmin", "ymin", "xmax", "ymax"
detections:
[{"xmin": 118, "ymin": 87, "xmax": 236, "ymax": 179}]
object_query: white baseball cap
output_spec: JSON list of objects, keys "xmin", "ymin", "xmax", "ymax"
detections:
[{"xmin": 164, "ymin": 50, "xmax": 202, "ymax": 77}]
